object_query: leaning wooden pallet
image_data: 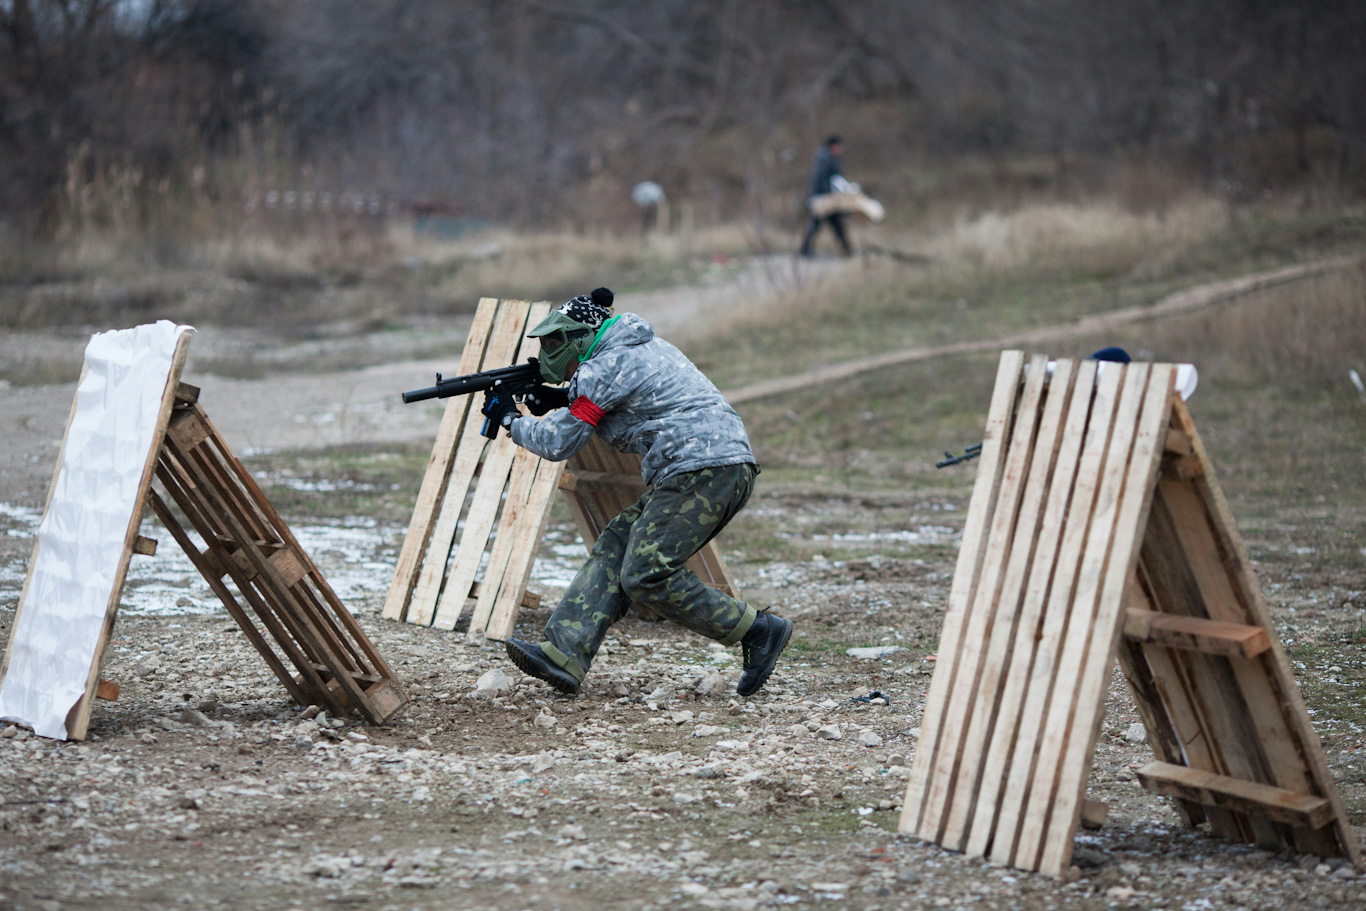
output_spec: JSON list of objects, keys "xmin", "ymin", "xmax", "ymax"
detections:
[
  {"xmin": 386, "ymin": 298, "xmax": 739, "ymax": 641},
  {"xmin": 0, "ymin": 325, "xmax": 406, "ymax": 740},
  {"xmin": 151, "ymin": 390, "xmax": 406, "ymax": 724},
  {"xmin": 901, "ymin": 351, "xmax": 1361, "ymax": 877}
]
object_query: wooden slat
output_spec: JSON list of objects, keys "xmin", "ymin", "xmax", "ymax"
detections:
[
  {"xmin": 928, "ymin": 352, "xmax": 1050, "ymax": 847},
  {"xmin": 1153, "ymin": 401, "xmax": 1344, "ymax": 857},
  {"xmin": 431, "ymin": 303, "xmax": 545, "ymax": 631},
  {"xmin": 95, "ymin": 680, "xmax": 120, "ymax": 701},
  {"xmin": 964, "ymin": 358, "xmax": 1085, "ymax": 858},
  {"xmin": 559, "ymin": 469, "xmax": 647, "ymax": 492},
  {"xmin": 1172, "ymin": 395, "xmax": 1360, "ymax": 868},
  {"xmin": 1136, "ymin": 761, "xmax": 1335, "ymax": 830},
  {"xmin": 901, "ymin": 350, "xmax": 1026, "ymax": 834},
  {"xmin": 485, "ymin": 455, "xmax": 566, "ymax": 641},
  {"xmin": 132, "ymin": 535, "xmax": 158, "ymax": 556},
  {"xmin": 1123, "ymin": 609, "xmax": 1270, "ymax": 659},
  {"xmin": 1010, "ymin": 363, "xmax": 1131, "ymax": 868},
  {"xmin": 463, "ymin": 302, "xmax": 554, "ymax": 637},
  {"xmin": 987, "ymin": 361, "xmax": 1115, "ymax": 865},
  {"xmin": 408, "ymin": 301, "xmax": 529, "ymax": 626},
  {"xmin": 1037, "ymin": 364, "xmax": 1174, "ymax": 876},
  {"xmin": 383, "ymin": 298, "xmax": 499, "ymax": 621}
]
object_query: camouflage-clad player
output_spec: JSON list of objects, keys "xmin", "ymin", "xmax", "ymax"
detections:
[{"xmin": 484, "ymin": 287, "xmax": 792, "ymax": 697}]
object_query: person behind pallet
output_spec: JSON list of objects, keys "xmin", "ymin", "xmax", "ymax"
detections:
[
  {"xmin": 799, "ymin": 135, "xmax": 853, "ymax": 258},
  {"xmin": 486, "ymin": 287, "xmax": 792, "ymax": 697}
]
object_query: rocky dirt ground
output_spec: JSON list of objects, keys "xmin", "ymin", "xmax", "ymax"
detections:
[{"xmin": 1, "ymin": 305, "xmax": 1364, "ymax": 911}]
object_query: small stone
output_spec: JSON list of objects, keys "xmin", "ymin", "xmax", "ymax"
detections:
[
  {"xmin": 559, "ymin": 824, "xmax": 586, "ymax": 840},
  {"xmin": 178, "ymin": 709, "xmax": 212, "ymax": 728},
  {"xmin": 1073, "ymin": 846, "xmax": 1107, "ymax": 868},
  {"xmin": 2, "ymin": 725, "xmax": 17, "ymax": 739},
  {"xmin": 816, "ymin": 724, "xmax": 843, "ymax": 740},
  {"xmin": 694, "ymin": 765, "xmax": 725, "ymax": 780},
  {"xmin": 672, "ymin": 710, "xmax": 695, "ymax": 725},
  {"xmin": 1315, "ymin": 863, "xmax": 1332, "ymax": 877},
  {"xmin": 533, "ymin": 710, "xmax": 557, "ymax": 729},
  {"xmin": 531, "ymin": 753, "xmax": 556, "ymax": 773},
  {"xmin": 1123, "ymin": 723, "xmax": 1147, "ymax": 744},
  {"xmin": 196, "ymin": 697, "xmax": 219, "ymax": 714},
  {"xmin": 811, "ymin": 882, "xmax": 849, "ymax": 893},
  {"xmin": 788, "ymin": 724, "xmax": 810, "ymax": 738},
  {"xmin": 695, "ymin": 671, "xmax": 727, "ymax": 695},
  {"xmin": 691, "ymin": 725, "xmax": 725, "ymax": 738},
  {"xmin": 886, "ymin": 753, "xmax": 907, "ymax": 767},
  {"xmin": 1116, "ymin": 768, "xmax": 1137, "ymax": 781},
  {"xmin": 1119, "ymin": 861, "xmax": 1142, "ymax": 878},
  {"xmin": 898, "ymin": 869, "xmax": 922, "ymax": 884},
  {"xmin": 346, "ymin": 732, "xmax": 369, "ymax": 742},
  {"xmin": 474, "ymin": 668, "xmax": 513, "ymax": 695},
  {"xmin": 177, "ymin": 796, "xmax": 200, "ymax": 811},
  {"xmin": 293, "ymin": 734, "xmax": 315, "ymax": 750},
  {"xmin": 858, "ymin": 730, "xmax": 883, "ymax": 747},
  {"xmin": 140, "ymin": 733, "xmax": 157, "ymax": 745},
  {"xmin": 298, "ymin": 705, "xmax": 322, "ymax": 720},
  {"xmin": 845, "ymin": 646, "xmax": 906, "ymax": 659},
  {"xmin": 1333, "ymin": 866, "xmax": 1357, "ymax": 880}
]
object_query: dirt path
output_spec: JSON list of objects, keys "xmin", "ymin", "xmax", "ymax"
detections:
[{"xmin": 722, "ymin": 256, "xmax": 1360, "ymax": 403}]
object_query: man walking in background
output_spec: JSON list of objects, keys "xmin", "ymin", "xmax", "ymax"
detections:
[{"xmin": 799, "ymin": 135, "xmax": 853, "ymax": 257}]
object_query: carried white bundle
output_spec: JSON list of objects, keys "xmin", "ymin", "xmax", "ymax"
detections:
[{"xmin": 808, "ymin": 176, "xmax": 885, "ymax": 223}]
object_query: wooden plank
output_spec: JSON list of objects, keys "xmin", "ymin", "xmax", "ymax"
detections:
[
  {"xmin": 1153, "ymin": 411, "xmax": 1343, "ymax": 857},
  {"xmin": 560, "ymin": 469, "xmax": 647, "ymax": 491},
  {"xmin": 198, "ymin": 409, "xmax": 399, "ymax": 687},
  {"xmin": 928, "ymin": 352, "xmax": 1051, "ymax": 848},
  {"xmin": 431, "ymin": 302, "xmax": 545, "ymax": 631},
  {"xmin": 268, "ymin": 549, "xmax": 308, "ymax": 588},
  {"xmin": 147, "ymin": 483, "xmax": 311, "ymax": 708},
  {"xmin": 485, "ymin": 455, "xmax": 567, "ymax": 642},
  {"xmin": 464, "ymin": 301, "xmax": 553, "ymax": 638},
  {"xmin": 965, "ymin": 358, "xmax": 1087, "ymax": 858},
  {"xmin": 988, "ymin": 360, "xmax": 1113, "ymax": 865},
  {"xmin": 1037, "ymin": 364, "xmax": 1174, "ymax": 876},
  {"xmin": 382, "ymin": 298, "xmax": 499, "ymax": 621},
  {"xmin": 1080, "ymin": 799, "xmax": 1108, "ymax": 830},
  {"xmin": 1136, "ymin": 761, "xmax": 1335, "ymax": 830},
  {"xmin": 408, "ymin": 301, "xmax": 530, "ymax": 626},
  {"xmin": 1145, "ymin": 483, "xmax": 1296, "ymax": 849},
  {"xmin": 69, "ymin": 330, "xmax": 194, "ymax": 741},
  {"xmin": 901, "ymin": 351, "xmax": 1026, "ymax": 834},
  {"xmin": 431, "ymin": 427, "xmax": 521, "ymax": 630},
  {"xmin": 1171, "ymin": 397, "xmax": 1360, "ymax": 867},
  {"xmin": 95, "ymin": 680, "xmax": 120, "ymax": 701},
  {"xmin": 1115, "ymin": 572, "xmax": 1205, "ymax": 825},
  {"xmin": 470, "ymin": 580, "xmax": 540, "ymax": 610},
  {"xmin": 1007, "ymin": 363, "xmax": 1128, "ymax": 870},
  {"xmin": 132, "ymin": 535, "xmax": 158, "ymax": 556},
  {"xmin": 1123, "ymin": 609, "xmax": 1270, "ymax": 659}
]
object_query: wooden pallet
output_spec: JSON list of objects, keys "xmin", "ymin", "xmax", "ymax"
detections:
[
  {"xmin": 150, "ymin": 388, "xmax": 406, "ymax": 724},
  {"xmin": 559, "ymin": 437, "xmax": 738, "ymax": 601},
  {"xmin": 385, "ymin": 298, "xmax": 738, "ymax": 639},
  {"xmin": 900, "ymin": 351, "xmax": 1360, "ymax": 876}
]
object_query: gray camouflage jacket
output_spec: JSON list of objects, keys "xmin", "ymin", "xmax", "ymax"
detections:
[{"xmin": 508, "ymin": 314, "xmax": 755, "ymax": 485}]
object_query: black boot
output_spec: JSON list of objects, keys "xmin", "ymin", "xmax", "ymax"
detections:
[
  {"xmin": 736, "ymin": 612, "xmax": 793, "ymax": 697},
  {"xmin": 506, "ymin": 639, "xmax": 581, "ymax": 695}
]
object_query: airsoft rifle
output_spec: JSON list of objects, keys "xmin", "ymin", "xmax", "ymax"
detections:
[
  {"xmin": 401, "ymin": 359, "xmax": 568, "ymax": 440},
  {"xmin": 935, "ymin": 443, "xmax": 982, "ymax": 469}
]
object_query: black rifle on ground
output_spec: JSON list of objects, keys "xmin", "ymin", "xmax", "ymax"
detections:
[
  {"xmin": 935, "ymin": 443, "xmax": 982, "ymax": 469},
  {"xmin": 401, "ymin": 359, "xmax": 568, "ymax": 439}
]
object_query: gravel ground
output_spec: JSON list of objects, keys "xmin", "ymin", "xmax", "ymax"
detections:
[{"xmin": 1, "ymin": 318, "xmax": 1363, "ymax": 910}]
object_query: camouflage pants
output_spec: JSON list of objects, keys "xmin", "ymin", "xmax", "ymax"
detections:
[{"xmin": 538, "ymin": 463, "xmax": 759, "ymax": 683}]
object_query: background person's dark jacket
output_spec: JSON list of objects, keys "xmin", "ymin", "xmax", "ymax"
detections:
[{"xmin": 807, "ymin": 147, "xmax": 843, "ymax": 198}]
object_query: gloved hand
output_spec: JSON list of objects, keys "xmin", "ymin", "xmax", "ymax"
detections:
[
  {"xmin": 523, "ymin": 384, "xmax": 570, "ymax": 416},
  {"xmin": 480, "ymin": 390, "xmax": 522, "ymax": 439}
]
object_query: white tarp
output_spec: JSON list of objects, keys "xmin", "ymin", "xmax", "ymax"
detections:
[{"xmin": 0, "ymin": 321, "xmax": 193, "ymax": 739}]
